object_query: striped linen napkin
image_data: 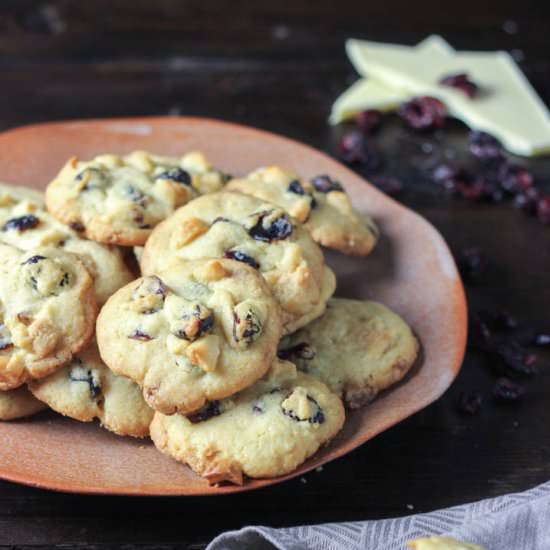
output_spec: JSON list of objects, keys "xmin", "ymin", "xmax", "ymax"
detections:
[{"xmin": 207, "ymin": 481, "xmax": 550, "ymax": 549}]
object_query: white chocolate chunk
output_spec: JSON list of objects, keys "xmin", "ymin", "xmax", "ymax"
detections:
[
  {"xmin": 329, "ymin": 79, "xmax": 403, "ymax": 124},
  {"xmin": 330, "ymin": 35, "xmax": 454, "ymax": 124},
  {"xmin": 338, "ymin": 35, "xmax": 550, "ymax": 157}
]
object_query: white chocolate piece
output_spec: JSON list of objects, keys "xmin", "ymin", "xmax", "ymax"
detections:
[
  {"xmin": 408, "ymin": 535, "xmax": 486, "ymax": 550},
  {"xmin": 334, "ymin": 35, "xmax": 550, "ymax": 157},
  {"xmin": 330, "ymin": 35, "xmax": 453, "ymax": 124}
]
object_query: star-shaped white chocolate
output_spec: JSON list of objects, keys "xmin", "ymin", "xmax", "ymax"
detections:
[{"xmin": 331, "ymin": 35, "xmax": 550, "ymax": 157}]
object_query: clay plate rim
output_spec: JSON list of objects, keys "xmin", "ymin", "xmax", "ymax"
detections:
[{"xmin": 0, "ymin": 116, "xmax": 467, "ymax": 495}]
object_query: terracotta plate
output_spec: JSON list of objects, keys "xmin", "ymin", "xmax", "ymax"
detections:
[{"xmin": 0, "ymin": 117, "xmax": 467, "ymax": 495}]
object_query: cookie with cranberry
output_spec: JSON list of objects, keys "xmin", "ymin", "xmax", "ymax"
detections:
[
  {"xmin": 0, "ymin": 387, "xmax": 47, "ymax": 420},
  {"xmin": 45, "ymin": 150, "xmax": 227, "ymax": 246},
  {"xmin": 0, "ymin": 185, "xmax": 133, "ymax": 304},
  {"xmin": 140, "ymin": 191, "xmax": 336, "ymax": 334},
  {"xmin": 0, "ymin": 244, "xmax": 97, "ymax": 390},
  {"xmin": 97, "ymin": 258, "xmax": 282, "ymax": 415},
  {"xmin": 29, "ymin": 341, "xmax": 153, "ymax": 438},
  {"xmin": 279, "ymin": 299, "xmax": 418, "ymax": 408},
  {"xmin": 227, "ymin": 167, "xmax": 378, "ymax": 255},
  {"xmin": 150, "ymin": 358, "xmax": 345, "ymax": 485}
]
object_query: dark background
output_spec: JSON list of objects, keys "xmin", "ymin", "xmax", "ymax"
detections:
[{"xmin": 1, "ymin": 1, "xmax": 550, "ymax": 548}]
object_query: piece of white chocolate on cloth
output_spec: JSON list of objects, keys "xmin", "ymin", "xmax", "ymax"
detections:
[
  {"xmin": 408, "ymin": 535, "xmax": 486, "ymax": 550},
  {"xmin": 334, "ymin": 35, "xmax": 550, "ymax": 157}
]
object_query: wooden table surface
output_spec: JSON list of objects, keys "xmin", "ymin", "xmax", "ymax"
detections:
[{"xmin": 1, "ymin": 1, "xmax": 549, "ymax": 548}]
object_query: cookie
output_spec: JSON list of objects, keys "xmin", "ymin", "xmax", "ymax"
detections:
[
  {"xmin": 45, "ymin": 150, "xmax": 227, "ymax": 246},
  {"xmin": 97, "ymin": 258, "xmax": 282, "ymax": 415},
  {"xmin": 279, "ymin": 298, "xmax": 418, "ymax": 408},
  {"xmin": 0, "ymin": 181, "xmax": 45, "ymax": 206},
  {"xmin": 227, "ymin": 167, "xmax": 378, "ymax": 255},
  {"xmin": 0, "ymin": 186, "xmax": 133, "ymax": 304},
  {"xmin": 28, "ymin": 341, "xmax": 153, "ymax": 438},
  {"xmin": 150, "ymin": 358, "xmax": 345, "ymax": 485},
  {"xmin": 0, "ymin": 387, "xmax": 47, "ymax": 420},
  {"xmin": 140, "ymin": 191, "xmax": 336, "ymax": 334},
  {"xmin": 0, "ymin": 244, "xmax": 97, "ymax": 390}
]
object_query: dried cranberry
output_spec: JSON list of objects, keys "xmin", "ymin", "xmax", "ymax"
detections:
[
  {"xmin": 133, "ymin": 275, "xmax": 167, "ymax": 302},
  {"xmin": 173, "ymin": 305, "xmax": 214, "ymax": 341},
  {"xmin": 355, "ymin": 109, "xmax": 382, "ymax": 133},
  {"xmin": 69, "ymin": 362, "xmax": 101, "ymax": 399},
  {"xmin": 536, "ymin": 196, "xmax": 550, "ymax": 225},
  {"xmin": 150, "ymin": 276, "xmax": 167, "ymax": 296},
  {"xmin": 459, "ymin": 177, "xmax": 488, "ymax": 201},
  {"xmin": 29, "ymin": 275, "xmax": 38, "ymax": 292},
  {"xmin": 197, "ymin": 315, "xmax": 214, "ymax": 337},
  {"xmin": 282, "ymin": 395, "xmax": 325, "ymax": 424},
  {"xmin": 457, "ymin": 391, "xmax": 483, "ymax": 415},
  {"xmin": 287, "ymin": 180, "xmax": 305, "ymax": 195},
  {"xmin": 252, "ymin": 400, "xmax": 265, "ymax": 414},
  {"xmin": 338, "ymin": 131, "xmax": 364, "ymax": 163},
  {"xmin": 76, "ymin": 167, "xmax": 106, "ymax": 189},
  {"xmin": 248, "ymin": 211, "xmax": 293, "ymax": 242},
  {"xmin": 69, "ymin": 221, "xmax": 85, "ymax": 232},
  {"xmin": 287, "ymin": 179, "xmax": 316, "ymax": 208},
  {"xmin": 310, "ymin": 175, "xmax": 343, "ymax": 193},
  {"xmin": 0, "ymin": 341, "xmax": 12, "ymax": 352},
  {"xmin": 398, "ymin": 96, "xmax": 447, "ymax": 130},
  {"xmin": 126, "ymin": 185, "xmax": 148, "ymax": 207},
  {"xmin": 17, "ymin": 313, "xmax": 32, "ymax": 326},
  {"xmin": 0, "ymin": 323, "xmax": 12, "ymax": 352},
  {"xmin": 457, "ymin": 247, "xmax": 485, "ymax": 280},
  {"xmin": 128, "ymin": 329, "xmax": 153, "ymax": 341},
  {"xmin": 492, "ymin": 378, "xmax": 525, "ymax": 403},
  {"xmin": 224, "ymin": 249, "xmax": 259, "ymax": 269},
  {"xmin": 278, "ymin": 342, "xmax": 316, "ymax": 361},
  {"xmin": 432, "ymin": 163, "xmax": 462, "ymax": 185},
  {"xmin": 2, "ymin": 215, "xmax": 40, "ymax": 232},
  {"xmin": 431, "ymin": 164, "xmax": 473, "ymax": 196},
  {"xmin": 156, "ymin": 167, "xmax": 192, "ymax": 186},
  {"xmin": 310, "ymin": 408, "xmax": 325, "ymax": 424},
  {"xmin": 469, "ymin": 131, "xmax": 503, "ymax": 161},
  {"xmin": 233, "ymin": 307, "xmax": 263, "ymax": 345},
  {"xmin": 469, "ymin": 310, "xmax": 522, "ymax": 351},
  {"xmin": 439, "ymin": 171, "xmax": 503, "ymax": 202},
  {"xmin": 338, "ymin": 132, "xmax": 383, "ymax": 170},
  {"xmin": 59, "ymin": 272, "xmax": 69, "ymax": 287},
  {"xmin": 211, "ymin": 216, "xmax": 231, "ymax": 225},
  {"xmin": 187, "ymin": 401, "xmax": 221, "ymax": 423},
  {"xmin": 494, "ymin": 341, "xmax": 538, "ymax": 377},
  {"xmin": 481, "ymin": 178, "xmax": 505, "ymax": 203},
  {"xmin": 499, "ymin": 164, "xmax": 534, "ymax": 194},
  {"xmin": 468, "ymin": 311, "xmax": 494, "ymax": 350},
  {"xmin": 439, "ymin": 73, "xmax": 479, "ymax": 98},
  {"xmin": 513, "ymin": 187, "xmax": 540, "ymax": 215},
  {"xmin": 370, "ymin": 175, "xmax": 403, "ymax": 197},
  {"xmin": 22, "ymin": 255, "xmax": 46, "ymax": 265}
]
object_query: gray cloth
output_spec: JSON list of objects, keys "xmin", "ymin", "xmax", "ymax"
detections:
[{"xmin": 207, "ymin": 481, "xmax": 550, "ymax": 550}]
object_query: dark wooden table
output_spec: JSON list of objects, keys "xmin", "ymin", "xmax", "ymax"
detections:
[{"xmin": 1, "ymin": 1, "xmax": 549, "ymax": 548}]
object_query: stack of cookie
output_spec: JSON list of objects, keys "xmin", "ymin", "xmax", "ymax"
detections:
[{"xmin": 0, "ymin": 150, "xmax": 418, "ymax": 486}]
